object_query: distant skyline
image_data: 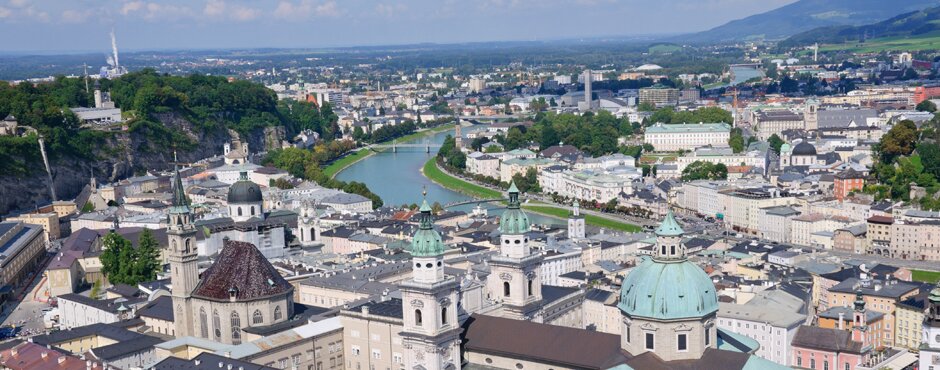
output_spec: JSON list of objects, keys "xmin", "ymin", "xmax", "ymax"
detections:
[{"xmin": 0, "ymin": 0, "xmax": 797, "ymax": 53}]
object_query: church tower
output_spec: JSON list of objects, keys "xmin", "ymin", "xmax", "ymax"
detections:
[
  {"xmin": 167, "ymin": 168, "xmax": 198, "ymax": 337},
  {"xmin": 401, "ymin": 195, "xmax": 461, "ymax": 370},
  {"xmin": 489, "ymin": 182, "xmax": 543, "ymax": 321},
  {"xmin": 919, "ymin": 288, "xmax": 940, "ymax": 370},
  {"xmin": 568, "ymin": 201, "xmax": 585, "ymax": 240},
  {"xmin": 297, "ymin": 200, "xmax": 319, "ymax": 247},
  {"xmin": 851, "ymin": 292, "xmax": 870, "ymax": 345}
]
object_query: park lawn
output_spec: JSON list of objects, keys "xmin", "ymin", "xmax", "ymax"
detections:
[
  {"xmin": 323, "ymin": 149, "xmax": 371, "ymax": 179},
  {"xmin": 522, "ymin": 204, "xmax": 642, "ymax": 233},
  {"xmin": 423, "ymin": 157, "xmax": 502, "ymax": 199},
  {"xmin": 912, "ymin": 269, "xmax": 940, "ymax": 284}
]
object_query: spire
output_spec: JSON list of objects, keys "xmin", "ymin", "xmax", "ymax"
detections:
[
  {"xmin": 854, "ymin": 291, "xmax": 866, "ymax": 312},
  {"xmin": 507, "ymin": 181, "xmax": 521, "ymax": 209},
  {"xmin": 654, "ymin": 210, "xmax": 684, "ymax": 237},
  {"xmin": 169, "ymin": 167, "xmax": 191, "ymax": 215},
  {"xmin": 408, "ymin": 190, "xmax": 445, "ymax": 257}
]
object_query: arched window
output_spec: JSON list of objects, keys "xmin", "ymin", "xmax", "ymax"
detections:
[
  {"xmin": 310, "ymin": 227, "xmax": 315, "ymax": 240},
  {"xmin": 441, "ymin": 306, "xmax": 448, "ymax": 325},
  {"xmin": 184, "ymin": 239, "xmax": 191, "ymax": 253},
  {"xmin": 212, "ymin": 310, "xmax": 221, "ymax": 339},
  {"xmin": 250, "ymin": 206, "xmax": 255, "ymax": 216},
  {"xmin": 300, "ymin": 228, "xmax": 304, "ymax": 240},
  {"xmin": 415, "ymin": 309, "xmax": 423, "ymax": 326},
  {"xmin": 527, "ymin": 279, "xmax": 533, "ymax": 296},
  {"xmin": 503, "ymin": 282, "xmax": 510, "ymax": 297},
  {"xmin": 252, "ymin": 309, "xmax": 263, "ymax": 324},
  {"xmin": 231, "ymin": 312, "xmax": 241, "ymax": 344},
  {"xmin": 274, "ymin": 305, "xmax": 282, "ymax": 321},
  {"xmin": 199, "ymin": 307, "xmax": 208, "ymax": 338},
  {"xmin": 237, "ymin": 207, "xmax": 243, "ymax": 216}
]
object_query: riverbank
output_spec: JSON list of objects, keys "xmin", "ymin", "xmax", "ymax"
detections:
[
  {"xmin": 422, "ymin": 157, "xmax": 642, "ymax": 232},
  {"xmin": 325, "ymin": 123, "xmax": 456, "ymax": 179}
]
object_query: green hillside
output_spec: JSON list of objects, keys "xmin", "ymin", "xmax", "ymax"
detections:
[{"xmin": 782, "ymin": 6, "xmax": 940, "ymax": 48}]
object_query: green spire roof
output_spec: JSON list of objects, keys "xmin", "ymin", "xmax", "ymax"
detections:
[
  {"xmin": 169, "ymin": 167, "xmax": 191, "ymax": 215},
  {"xmin": 500, "ymin": 181, "xmax": 530, "ymax": 235},
  {"xmin": 407, "ymin": 197, "xmax": 446, "ymax": 257},
  {"xmin": 655, "ymin": 210, "xmax": 684, "ymax": 236}
]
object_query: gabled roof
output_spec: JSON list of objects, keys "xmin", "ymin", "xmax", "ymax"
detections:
[{"xmin": 791, "ymin": 326, "xmax": 866, "ymax": 354}]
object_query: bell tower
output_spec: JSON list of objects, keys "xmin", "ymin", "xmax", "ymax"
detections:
[
  {"xmin": 919, "ymin": 288, "xmax": 940, "ymax": 370},
  {"xmin": 297, "ymin": 200, "xmax": 319, "ymax": 247},
  {"xmin": 567, "ymin": 201, "xmax": 585, "ymax": 240},
  {"xmin": 488, "ymin": 182, "xmax": 543, "ymax": 321},
  {"xmin": 401, "ymin": 193, "xmax": 461, "ymax": 370},
  {"xmin": 167, "ymin": 167, "xmax": 198, "ymax": 337}
]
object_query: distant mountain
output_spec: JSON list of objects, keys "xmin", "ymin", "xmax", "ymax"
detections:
[
  {"xmin": 676, "ymin": 0, "xmax": 940, "ymax": 43},
  {"xmin": 780, "ymin": 6, "xmax": 940, "ymax": 47}
]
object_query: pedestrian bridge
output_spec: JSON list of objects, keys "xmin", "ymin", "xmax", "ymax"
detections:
[
  {"xmin": 370, "ymin": 143, "xmax": 443, "ymax": 153},
  {"xmin": 443, "ymin": 198, "xmax": 508, "ymax": 209}
]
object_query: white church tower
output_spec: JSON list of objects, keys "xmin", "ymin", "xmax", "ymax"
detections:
[
  {"xmin": 297, "ymin": 200, "xmax": 320, "ymax": 247},
  {"xmin": 401, "ymin": 195, "xmax": 461, "ymax": 370},
  {"xmin": 488, "ymin": 182, "xmax": 543, "ymax": 321},
  {"xmin": 920, "ymin": 288, "xmax": 940, "ymax": 370},
  {"xmin": 568, "ymin": 201, "xmax": 585, "ymax": 239}
]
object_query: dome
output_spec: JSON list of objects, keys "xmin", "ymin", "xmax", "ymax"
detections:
[
  {"xmin": 779, "ymin": 143, "xmax": 791, "ymax": 154},
  {"xmin": 792, "ymin": 142, "xmax": 816, "ymax": 156},
  {"xmin": 227, "ymin": 172, "xmax": 262, "ymax": 204},
  {"xmin": 618, "ymin": 257, "xmax": 718, "ymax": 320},
  {"xmin": 655, "ymin": 211, "xmax": 684, "ymax": 236},
  {"xmin": 407, "ymin": 200, "xmax": 446, "ymax": 257},
  {"xmin": 499, "ymin": 182, "xmax": 530, "ymax": 235}
]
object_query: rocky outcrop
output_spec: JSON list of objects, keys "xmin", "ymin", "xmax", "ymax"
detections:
[{"xmin": 0, "ymin": 113, "xmax": 288, "ymax": 215}]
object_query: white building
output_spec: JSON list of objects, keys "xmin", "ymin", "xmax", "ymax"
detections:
[
  {"xmin": 644, "ymin": 122, "xmax": 731, "ymax": 152},
  {"xmin": 717, "ymin": 302, "xmax": 806, "ymax": 366},
  {"xmin": 676, "ymin": 146, "xmax": 768, "ymax": 173}
]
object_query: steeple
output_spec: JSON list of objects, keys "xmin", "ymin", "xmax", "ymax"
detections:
[
  {"xmin": 653, "ymin": 210, "xmax": 686, "ymax": 261},
  {"xmin": 166, "ymin": 165, "xmax": 198, "ymax": 338},
  {"xmin": 170, "ymin": 166, "xmax": 190, "ymax": 213},
  {"xmin": 500, "ymin": 181, "xmax": 530, "ymax": 235}
]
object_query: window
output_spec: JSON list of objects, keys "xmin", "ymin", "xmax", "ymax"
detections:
[
  {"xmin": 661, "ymin": 245, "xmax": 666, "ymax": 254},
  {"xmin": 797, "ymin": 357, "xmax": 802, "ymax": 367},
  {"xmin": 503, "ymin": 282, "xmax": 511, "ymax": 297},
  {"xmin": 253, "ymin": 309, "xmax": 263, "ymax": 324},
  {"xmin": 213, "ymin": 309, "xmax": 221, "ymax": 339},
  {"xmin": 310, "ymin": 227, "xmax": 315, "ymax": 240},
  {"xmin": 626, "ymin": 325, "xmax": 631, "ymax": 343},
  {"xmin": 372, "ymin": 350, "xmax": 381, "ymax": 360},
  {"xmin": 415, "ymin": 309, "xmax": 423, "ymax": 326},
  {"xmin": 670, "ymin": 245, "xmax": 676, "ymax": 255},
  {"xmin": 251, "ymin": 206, "xmax": 256, "ymax": 216},
  {"xmin": 442, "ymin": 306, "xmax": 448, "ymax": 325},
  {"xmin": 199, "ymin": 307, "xmax": 208, "ymax": 338},
  {"xmin": 645, "ymin": 333, "xmax": 655, "ymax": 350},
  {"xmin": 231, "ymin": 312, "xmax": 241, "ymax": 344},
  {"xmin": 677, "ymin": 334, "xmax": 687, "ymax": 351},
  {"xmin": 811, "ymin": 359, "xmax": 816, "ymax": 369},
  {"xmin": 274, "ymin": 305, "xmax": 283, "ymax": 320},
  {"xmin": 705, "ymin": 327, "xmax": 710, "ymax": 346},
  {"xmin": 844, "ymin": 363, "xmax": 849, "ymax": 370},
  {"xmin": 823, "ymin": 360, "xmax": 828, "ymax": 370},
  {"xmin": 527, "ymin": 279, "xmax": 533, "ymax": 296},
  {"xmin": 237, "ymin": 207, "xmax": 243, "ymax": 216}
]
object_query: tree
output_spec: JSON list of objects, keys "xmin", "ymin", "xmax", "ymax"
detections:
[
  {"xmin": 728, "ymin": 128, "xmax": 745, "ymax": 153},
  {"xmin": 879, "ymin": 120, "xmax": 918, "ymax": 163},
  {"xmin": 768, "ymin": 134, "xmax": 785, "ymax": 154},
  {"xmin": 485, "ymin": 145, "xmax": 503, "ymax": 153},
  {"xmin": 81, "ymin": 201, "xmax": 95, "ymax": 213},
  {"xmin": 99, "ymin": 232, "xmax": 135, "ymax": 285},
  {"xmin": 90, "ymin": 279, "xmax": 102, "ymax": 300},
  {"xmin": 431, "ymin": 202, "xmax": 444, "ymax": 214},
  {"xmin": 272, "ymin": 178, "xmax": 294, "ymax": 189},
  {"xmin": 133, "ymin": 229, "xmax": 162, "ymax": 283},
  {"xmin": 917, "ymin": 100, "xmax": 937, "ymax": 113},
  {"xmin": 681, "ymin": 161, "xmax": 728, "ymax": 181}
]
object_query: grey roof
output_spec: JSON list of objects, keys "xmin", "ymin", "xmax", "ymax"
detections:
[
  {"xmin": 90, "ymin": 334, "xmax": 163, "ymax": 361},
  {"xmin": 584, "ymin": 289, "xmax": 615, "ymax": 303},
  {"xmin": 137, "ymin": 296, "xmax": 174, "ymax": 322},
  {"xmin": 542, "ymin": 285, "xmax": 580, "ymax": 305},
  {"xmin": 817, "ymin": 109, "xmax": 878, "ymax": 129},
  {"xmin": 718, "ymin": 302, "xmax": 806, "ymax": 328},
  {"xmin": 57, "ymin": 293, "xmax": 147, "ymax": 314},
  {"xmin": 817, "ymin": 306, "xmax": 883, "ymax": 323},
  {"xmin": 764, "ymin": 206, "xmax": 800, "ymax": 217},
  {"xmin": 791, "ymin": 326, "xmax": 865, "ymax": 354},
  {"xmin": 32, "ymin": 323, "xmax": 143, "ymax": 345},
  {"xmin": 349, "ymin": 298, "xmax": 404, "ymax": 319},
  {"xmin": 829, "ymin": 277, "xmax": 918, "ymax": 299},
  {"xmin": 322, "ymin": 193, "xmax": 371, "ymax": 205},
  {"xmin": 153, "ymin": 352, "xmax": 276, "ymax": 370}
]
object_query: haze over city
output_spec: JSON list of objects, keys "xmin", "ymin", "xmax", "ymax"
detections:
[{"xmin": 0, "ymin": 0, "xmax": 796, "ymax": 52}]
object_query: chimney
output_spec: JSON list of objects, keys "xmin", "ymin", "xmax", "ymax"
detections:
[
  {"xmin": 838, "ymin": 312, "xmax": 845, "ymax": 330},
  {"xmin": 195, "ymin": 359, "xmax": 201, "ymax": 366},
  {"xmin": 224, "ymin": 351, "xmax": 231, "ymax": 358},
  {"xmin": 58, "ymin": 356, "xmax": 67, "ymax": 364},
  {"xmin": 362, "ymin": 306, "xmax": 370, "ymax": 316},
  {"xmin": 41, "ymin": 351, "xmax": 48, "ymax": 359}
]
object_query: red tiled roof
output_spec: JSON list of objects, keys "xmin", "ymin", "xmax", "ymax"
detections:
[
  {"xmin": 867, "ymin": 215, "xmax": 894, "ymax": 225},
  {"xmin": 192, "ymin": 240, "xmax": 293, "ymax": 301}
]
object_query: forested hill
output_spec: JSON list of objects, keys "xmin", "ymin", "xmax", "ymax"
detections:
[
  {"xmin": 0, "ymin": 70, "xmax": 339, "ymax": 215},
  {"xmin": 677, "ymin": 0, "xmax": 939, "ymax": 43},
  {"xmin": 780, "ymin": 6, "xmax": 940, "ymax": 47}
]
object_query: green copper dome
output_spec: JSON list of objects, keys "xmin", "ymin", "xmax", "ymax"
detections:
[
  {"xmin": 655, "ymin": 211, "xmax": 684, "ymax": 236},
  {"xmin": 500, "ymin": 181, "xmax": 530, "ymax": 235},
  {"xmin": 407, "ymin": 200, "xmax": 446, "ymax": 257},
  {"xmin": 618, "ymin": 256, "xmax": 718, "ymax": 320}
]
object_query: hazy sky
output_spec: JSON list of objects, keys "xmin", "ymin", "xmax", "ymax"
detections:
[{"xmin": 0, "ymin": 0, "xmax": 796, "ymax": 52}]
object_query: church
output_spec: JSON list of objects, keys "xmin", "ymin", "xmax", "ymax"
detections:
[
  {"xmin": 343, "ymin": 183, "xmax": 789, "ymax": 369},
  {"xmin": 167, "ymin": 169, "xmax": 296, "ymax": 345}
]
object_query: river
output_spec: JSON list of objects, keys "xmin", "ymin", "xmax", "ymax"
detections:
[{"xmin": 335, "ymin": 127, "xmax": 563, "ymax": 226}]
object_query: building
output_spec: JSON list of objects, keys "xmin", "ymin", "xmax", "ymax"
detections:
[
  {"xmin": 469, "ymin": 78, "xmax": 486, "ymax": 93},
  {"xmin": 918, "ymin": 288, "xmax": 940, "ymax": 370},
  {"xmin": 826, "ymin": 277, "xmax": 919, "ymax": 347},
  {"xmin": 6, "ymin": 212, "xmax": 60, "ymax": 242},
  {"xmin": 834, "ymin": 168, "xmax": 865, "ymax": 201},
  {"xmin": 167, "ymin": 168, "xmax": 296, "ymax": 344},
  {"xmin": 790, "ymin": 326, "xmax": 868, "ymax": 370},
  {"xmin": 894, "ymin": 294, "xmax": 927, "ymax": 351},
  {"xmin": 487, "ymin": 182, "xmax": 544, "ymax": 321},
  {"xmin": 676, "ymin": 146, "xmax": 768, "ymax": 174},
  {"xmin": 866, "ymin": 215, "xmax": 894, "ymax": 256},
  {"xmin": 639, "ymin": 86, "xmax": 679, "ymax": 107},
  {"xmin": 0, "ymin": 222, "xmax": 46, "ymax": 304},
  {"xmin": 643, "ymin": 122, "xmax": 731, "ymax": 152},
  {"xmin": 717, "ymin": 302, "xmax": 806, "ymax": 365},
  {"xmin": 0, "ymin": 341, "xmax": 104, "ymax": 370},
  {"xmin": 817, "ymin": 304, "xmax": 887, "ymax": 350},
  {"xmin": 754, "ymin": 110, "xmax": 804, "ymax": 140},
  {"xmin": 568, "ymin": 202, "xmax": 585, "ymax": 240},
  {"xmin": 197, "ymin": 172, "xmax": 291, "ymax": 258}
]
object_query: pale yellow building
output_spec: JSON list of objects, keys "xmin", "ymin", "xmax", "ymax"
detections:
[{"xmin": 7, "ymin": 212, "xmax": 60, "ymax": 242}]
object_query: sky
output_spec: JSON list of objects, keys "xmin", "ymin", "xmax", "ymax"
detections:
[{"xmin": 0, "ymin": 0, "xmax": 797, "ymax": 53}]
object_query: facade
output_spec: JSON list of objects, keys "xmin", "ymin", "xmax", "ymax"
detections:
[
  {"xmin": 0, "ymin": 222, "xmax": 46, "ymax": 304},
  {"xmin": 919, "ymin": 288, "xmax": 940, "ymax": 370},
  {"xmin": 567, "ymin": 202, "xmax": 585, "ymax": 240},
  {"xmin": 676, "ymin": 146, "xmax": 768, "ymax": 173},
  {"xmin": 895, "ymin": 295, "xmax": 926, "ymax": 351},
  {"xmin": 487, "ymin": 182, "xmax": 544, "ymax": 321},
  {"xmin": 717, "ymin": 302, "xmax": 805, "ymax": 365},
  {"xmin": 827, "ymin": 278, "xmax": 919, "ymax": 347},
  {"xmin": 639, "ymin": 86, "xmax": 679, "ymax": 107},
  {"xmin": 754, "ymin": 110, "xmax": 804, "ymax": 140},
  {"xmin": 644, "ymin": 122, "xmax": 731, "ymax": 152},
  {"xmin": 6, "ymin": 212, "xmax": 60, "ymax": 242},
  {"xmin": 834, "ymin": 168, "xmax": 865, "ymax": 201}
]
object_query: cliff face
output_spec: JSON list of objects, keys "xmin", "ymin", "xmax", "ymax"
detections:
[{"xmin": 0, "ymin": 113, "xmax": 287, "ymax": 215}]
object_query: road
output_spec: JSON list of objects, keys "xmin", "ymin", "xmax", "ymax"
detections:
[{"xmin": 0, "ymin": 248, "xmax": 57, "ymax": 337}]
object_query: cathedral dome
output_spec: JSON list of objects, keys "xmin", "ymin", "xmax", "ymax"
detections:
[
  {"xmin": 618, "ymin": 212, "xmax": 718, "ymax": 321},
  {"xmin": 792, "ymin": 142, "xmax": 817, "ymax": 156},
  {"xmin": 227, "ymin": 172, "xmax": 262, "ymax": 204},
  {"xmin": 499, "ymin": 182, "xmax": 530, "ymax": 235},
  {"xmin": 408, "ymin": 200, "xmax": 446, "ymax": 257},
  {"xmin": 618, "ymin": 257, "xmax": 718, "ymax": 320}
]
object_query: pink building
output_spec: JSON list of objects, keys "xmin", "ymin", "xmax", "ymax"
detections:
[{"xmin": 791, "ymin": 326, "xmax": 866, "ymax": 370}]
